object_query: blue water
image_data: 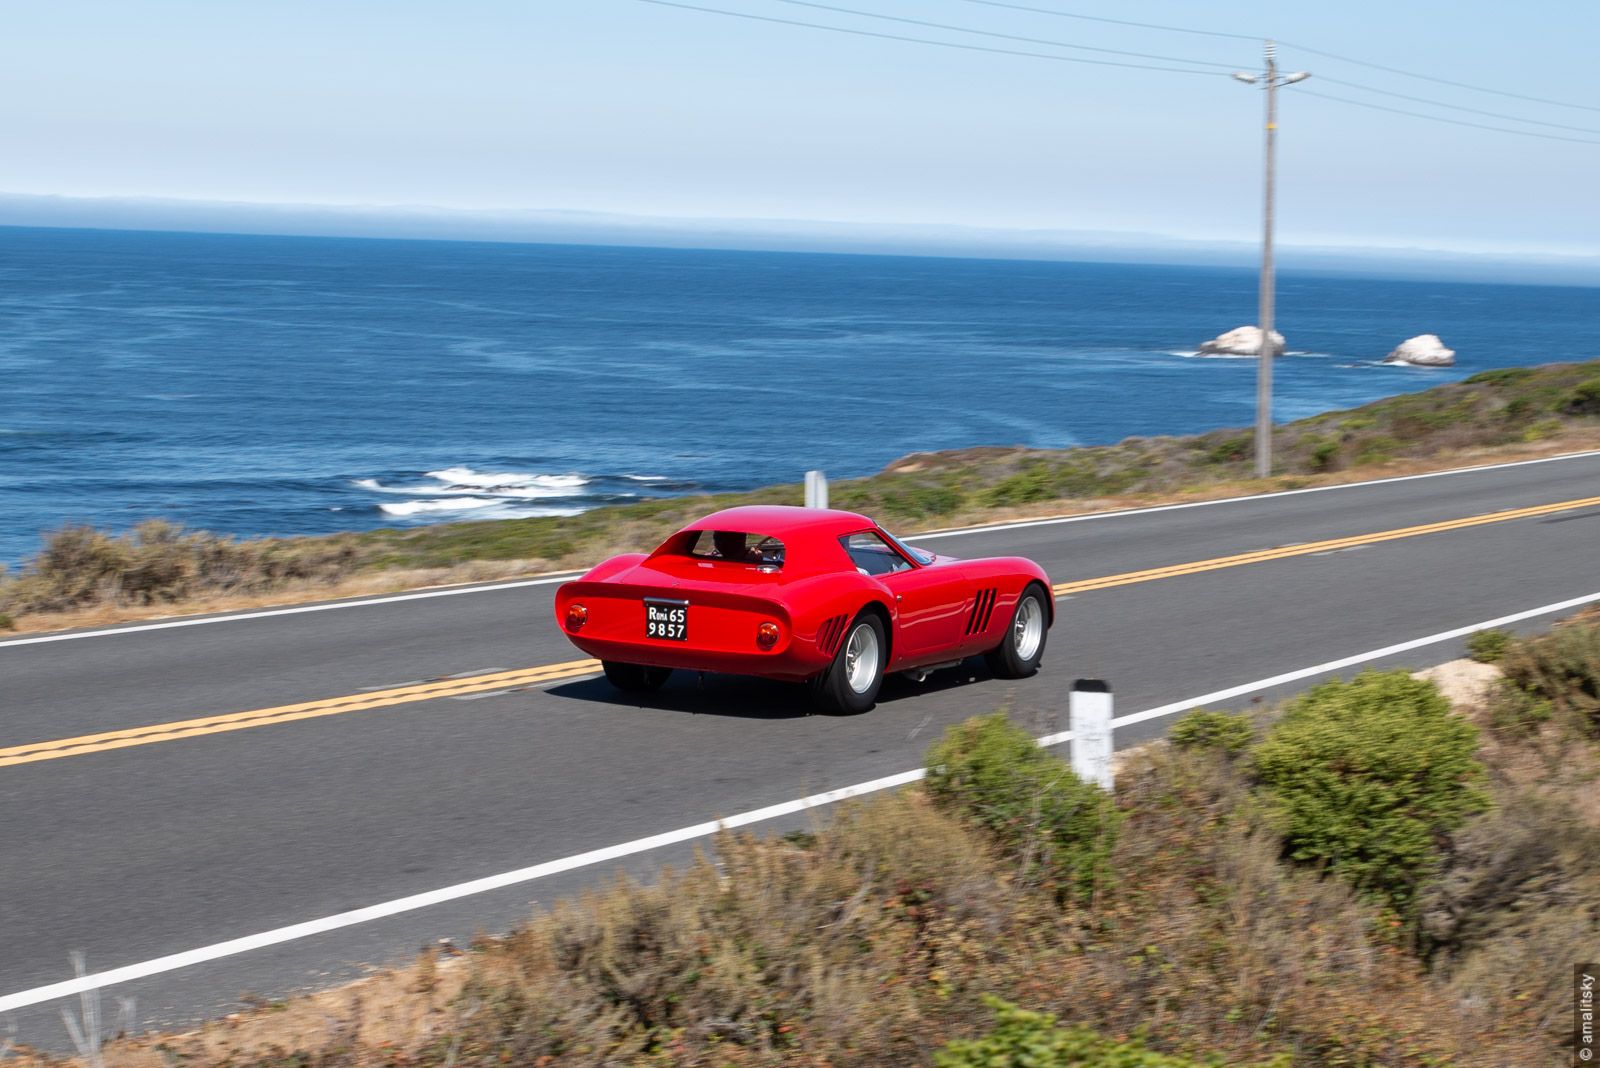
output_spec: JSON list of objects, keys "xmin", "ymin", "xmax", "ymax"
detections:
[{"xmin": 1, "ymin": 225, "xmax": 1596, "ymax": 566}]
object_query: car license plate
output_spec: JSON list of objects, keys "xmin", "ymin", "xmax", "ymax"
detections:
[{"xmin": 645, "ymin": 599, "xmax": 688, "ymax": 641}]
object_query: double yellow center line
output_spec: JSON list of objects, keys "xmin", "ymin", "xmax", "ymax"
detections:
[
  {"xmin": 0, "ymin": 660, "xmax": 600, "ymax": 769},
  {"xmin": 7, "ymin": 493, "xmax": 1599, "ymax": 769},
  {"xmin": 1051, "ymin": 493, "xmax": 1600, "ymax": 597}
]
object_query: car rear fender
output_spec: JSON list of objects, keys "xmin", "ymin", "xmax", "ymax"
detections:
[{"xmin": 774, "ymin": 572, "xmax": 897, "ymax": 659}]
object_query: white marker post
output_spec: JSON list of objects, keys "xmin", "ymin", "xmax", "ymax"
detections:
[
  {"xmin": 1070, "ymin": 679, "xmax": 1114, "ymax": 791},
  {"xmin": 804, "ymin": 470, "xmax": 828, "ymax": 509}
]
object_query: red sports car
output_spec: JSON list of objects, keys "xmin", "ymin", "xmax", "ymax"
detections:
[{"xmin": 554, "ymin": 505, "xmax": 1053, "ymax": 712}]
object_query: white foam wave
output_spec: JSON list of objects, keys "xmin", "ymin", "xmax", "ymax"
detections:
[
  {"xmin": 425, "ymin": 466, "xmax": 588, "ymax": 491},
  {"xmin": 379, "ymin": 498, "xmax": 505, "ymax": 517},
  {"xmin": 357, "ymin": 477, "xmax": 584, "ymax": 500},
  {"xmin": 621, "ymin": 474, "xmax": 671, "ymax": 482}
]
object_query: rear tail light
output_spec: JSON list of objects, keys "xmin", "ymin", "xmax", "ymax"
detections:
[
  {"xmin": 756, "ymin": 621, "xmax": 781, "ymax": 650},
  {"xmin": 566, "ymin": 604, "xmax": 588, "ymax": 631}
]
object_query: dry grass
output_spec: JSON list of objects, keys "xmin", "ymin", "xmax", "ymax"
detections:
[
  {"xmin": 16, "ymin": 720, "xmax": 1570, "ymax": 1067},
  {"xmin": 1416, "ymin": 638, "xmax": 1600, "ymax": 1053}
]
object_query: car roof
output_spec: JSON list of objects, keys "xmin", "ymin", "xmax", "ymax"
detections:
[{"xmin": 684, "ymin": 505, "xmax": 876, "ymax": 538}]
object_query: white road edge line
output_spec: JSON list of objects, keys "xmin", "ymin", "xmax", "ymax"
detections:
[
  {"xmin": 4, "ymin": 589, "xmax": 1597, "ymax": 1015},
  {"xmin": 0, "ymin": 576, "xmax": 582, "ymax": 648},
  {"xmin": 908, "ymin": 447, "xmax": 1600, "ymax": 541},
  {"xmin": 5, "ymin": 448, "xmax": 1598, "ymax": 649}
]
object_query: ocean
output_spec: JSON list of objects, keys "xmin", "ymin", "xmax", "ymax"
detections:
[{"xmin": 1, "ymin": 225, "xmax": 1595, "ymax": 567}]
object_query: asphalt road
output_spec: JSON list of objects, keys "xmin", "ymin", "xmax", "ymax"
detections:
[{"xmin": 4, "ymin": 451, "xmax": 1600, "ymax": 1044}]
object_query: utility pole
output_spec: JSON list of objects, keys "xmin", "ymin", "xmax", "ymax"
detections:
[{"xmin": 1235, "ymin": 43, "xmax": 1308, "ymax": 479}]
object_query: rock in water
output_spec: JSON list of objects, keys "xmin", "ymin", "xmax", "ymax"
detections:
[
  {"xmin": 1384, "ymin": 334, "xmax": 1456, "ymax": 367},
  {"xmin": 1196, "ymin": 325, "xmax": 1285, "ymax": 357}
]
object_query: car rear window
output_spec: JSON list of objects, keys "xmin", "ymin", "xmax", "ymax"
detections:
[{"xmin": 683, "ymin": 529, "xmax": 786, "ymax": 568}]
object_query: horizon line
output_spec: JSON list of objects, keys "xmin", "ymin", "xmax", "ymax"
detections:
[{"xmin": 2, "ymin": 191, "xmax": 1599, "ymax": 282}]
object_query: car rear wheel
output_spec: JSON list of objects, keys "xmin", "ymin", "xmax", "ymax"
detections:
[
  {"xmin": 812, "ymin": 612, "xmax": 886, "ymax": 714},
  {"xmin": 985, "ymin": 584, "xmax": 1049, "ymax": 679},
  {"xmin": 602, "ymin": 660, "xmax": 673, "ymax": 693}
]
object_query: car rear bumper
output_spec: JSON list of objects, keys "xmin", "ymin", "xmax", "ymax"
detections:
[{"xmin": 564, "ymin": 633, "xmax": 831, "ymax": 683}]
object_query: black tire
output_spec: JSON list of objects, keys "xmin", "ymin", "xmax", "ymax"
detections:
[
  {"xmin": 811, "ymin": 612, "xmax": 886, "ymax": 714},
  {"xmin": 984, "ymin": 583, "xmax": 1049, "ymax": 679},
  {"xmin": 602, "ymin": 660, "xmax": 673, "ymax": 693}
]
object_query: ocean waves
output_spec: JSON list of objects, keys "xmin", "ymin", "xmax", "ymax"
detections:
[{"xmin": 357, "ymin": 464, "xmax": 697, "ymax": 523}]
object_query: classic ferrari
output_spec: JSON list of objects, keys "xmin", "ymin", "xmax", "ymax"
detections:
[{"xmin": 554, "ymin": 505, "xmax": 1053, "ymax": 712}]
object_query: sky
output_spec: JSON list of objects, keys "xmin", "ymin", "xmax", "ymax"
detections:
[{"xmin": 3, "ymin": 1, "xmax": 1598, "ymax": 262}]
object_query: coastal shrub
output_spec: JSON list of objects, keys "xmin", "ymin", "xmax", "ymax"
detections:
[
  {"xmin": 1251, "ymin": 671, "xmax": 1488, "ymax": 914},
  {"xmin": 925, "ymin": 713, "xmax": 1119, "ymax": 902},
  {"xmin": 1501, "ymin": 396, "xmax": 1534, "ymax": 422},
  {"xmin": 1354, "ymin": 435, "xmax": 1400, "ymax": 465},
  {"xmin": 1308, "ymin": 437, "xmax": 1340, "ymax": 471},
  {"xmin": 0, "ymin": 520, "xmax": 363, "ymax": 614},
  {"xmin": 1500, "ymin": 621, "xmax": 1600, "ymax": 730},
  {"xmin": 1465, "ymin": 367, "xmax": 1536, "ymax": 386},
  {"xmin": 1521, "ymin": 417, "xmax": 1564, "ymax": 441},
  {"xmin": 1205, "ymin": 436, "xmax": 1250, "ymax": 465},
  {"xmin": 1564, "ymin": 376, "xmax": 1600, "ymax": 415},
  {"xmin": 1485, "ymin": 679, "xmax": 1554, "ymax": 736},
  {"xmin": 1168, "ymin": 708, "xmax": 1255, "ymax": 755},
  {"xmin": 1467, "ymin": 627, "xmax": 1513, "ymax": 663},
  {"xmin": 984, "ymin": 464, "xmax": 1058, "ymax": 506},
  {"xmin": 933, "ymin": 996, "xmax": 1263, "ymax": 1068}
]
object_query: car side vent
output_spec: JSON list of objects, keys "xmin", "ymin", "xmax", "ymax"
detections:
[
  {"xmin": 966, "ymin": 588, "xmax": 998, "ymax": 635},
  {"xmin": 817, "ymin": 614, "xmax": 849, "ymax": 656}
]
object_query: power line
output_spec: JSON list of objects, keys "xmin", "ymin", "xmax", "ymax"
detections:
[
  {"xmin": 950, "ymin": 0, "xmax": 1600, "ymax": 117},
  {"xmin": 632, "ymin": 0, "xmax": 1230, "ymax": 76},
  {"xmin": 951, "ymin": 0, "xmax": 1258, "ymax": 42},
  {"xmin": 1298, "ymin": 89, "xmax": 1600, "ymax": 146},
  {"xmin": 1281, "ymin": 40, "xmax": 1600, "ymax": 115},
  {"xmin": 1319, "ymin": 75, "xmax": 1600, "ymax": 136},
  {"xmin": 768, "ymin": 0, "xmax": 1240, "ymax": 69}
]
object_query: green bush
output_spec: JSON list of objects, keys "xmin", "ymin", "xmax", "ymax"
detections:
[
  {"xmin": 1485, "ymin": 679, "xmax": 1554, "ymax": 736},
  {"xmin": 1563, "ymin": 377, "xmax": 1600, "ymax": 415},
  {"xmin": 1467, "ymin": 627, "xmax": 1513, "ymax": 664},
  {"xmin": 1500, "ymin": 621, "xmax": 1600, "ymax": 731},
  {"xmin": 934, "ymin": 996, "xmax": 1267, "ymax": 1068},
  {"xmin": 1464, "ymin": 367, "xmax": 1535, "ymax": 386},
  {"xmin": 0, "ymin": 612, "xmax": 13, "ymax": 631},
  {"xmin": 1522, "ymin": 417, "xmax": 1564, "ymax": 442},
  {"xmin": 1205, "ymin": 436, "xmax": 1250, "ymax": 465},
  {"xmin": 1354, "ymin": 435, "xmax": 1401, "ymax": 465},
  {"xmin": 1168, "ymin": 709, "xmax": 1255, "ymax": 755},
  {"xmin": 1251, "ymin": 671, "xmax": 1488, "ymax": 914},
  {"xmin": 925, "ymin": 713, "xmax": 1119, "ymax": 902},
  {"xmin": 1306, "ymin": 437, "xmax": 1340, "ymax": 472}
]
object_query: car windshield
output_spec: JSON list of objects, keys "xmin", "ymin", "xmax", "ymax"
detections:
[
  {"xmin": 684, "ymin": 529, "xmax": 785, "ymax": 568},
  {"xmin": 886, "ymin": 531, "xmax": 936, "ymax": 566}
]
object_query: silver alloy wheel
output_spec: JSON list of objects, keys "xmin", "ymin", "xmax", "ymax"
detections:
[
  {"xmin": 844, "ymin": 622, "xmax": 881, "ymax": 694},
  {"xmin": 1013, "ymin": 595, "xmax": 1043, "ymax": 661}
]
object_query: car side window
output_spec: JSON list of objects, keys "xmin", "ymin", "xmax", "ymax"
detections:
[{"xmin": 840, "ymin": 531, "xmax": 913, "ymax": 576}]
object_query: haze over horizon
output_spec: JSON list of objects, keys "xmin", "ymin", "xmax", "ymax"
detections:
[
  {"xmin": 5, "ymin": 1, "xmax": 1598, "ymax": 277},
  {"xmin": 6, "ymin": 191, "xmax": 1600, "ymax": 287}
]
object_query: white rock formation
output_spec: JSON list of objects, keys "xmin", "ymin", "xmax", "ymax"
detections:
[
  {"xmin": 1196, "ymin": 325, "xmax": 1285, "ymax": 357},
  {"xmin": 1384, "ymin": 334, "xmax": 1456, "ymax": 367}
]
